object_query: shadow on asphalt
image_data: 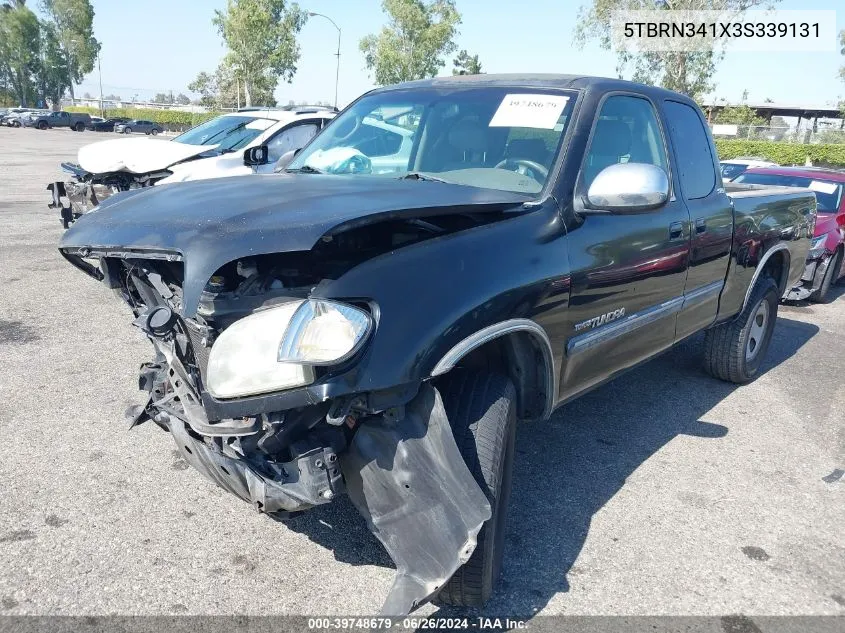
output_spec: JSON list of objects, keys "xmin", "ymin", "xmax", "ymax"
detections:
[{"xmin": 283, "ymin": 316, "xmax": 819, "ymax": 619}]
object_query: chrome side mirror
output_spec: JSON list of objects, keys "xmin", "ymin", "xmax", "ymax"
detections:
[{"xmin": 585, "ymin": 163, "xmax": 669, "ymax": 214}]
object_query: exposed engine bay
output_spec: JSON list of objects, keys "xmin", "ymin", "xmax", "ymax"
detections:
[{"xmin": 82, "ymin": 213, "xmax": 496, "ymax": 615}]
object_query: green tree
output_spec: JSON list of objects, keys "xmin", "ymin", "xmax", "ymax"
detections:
[
  {"xmin": 39, "ymin": 0, "xmax": 100, "ymax": 100},
  {"xmin": 575, "ymin": 0, "xmax": 778, "ymax": 100},
  {"xmin": 189, "ymin": 61, "xmax": 277, "ymax": 109},
  {"xmin": 452, "ymin": 49, "xmax": 481, "ymax": 75},
  {"xmin": 175, "ymin": 92, "xmax": 190, "ymax": 105},
  {"xmin": 712, "ymin": 105, "xmax": 766, "ymax": 126},
  {"xmin": 154, "ymin": 92, "xmax": 174, "ymax": 103},
  {"xmin": 212, "ymin": 0, "xmax": 306, "ymax": 107},
  {"xmin": 0, "ymin": 2, "xmax": 40, "ymax": 105},
  {"xmin": 360, "ymin": 0, "xmax": 461, "ymax": 85}
]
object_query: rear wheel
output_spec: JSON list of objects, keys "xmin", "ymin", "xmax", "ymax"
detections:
[
  {"xmin": 74, "ymin": 122, "xmax": 85, "ymax": 132},
  {"xmin": 436, "ymin": 371, "xmax": 516, "ymax": 607},
  {"xmin": 704, "ymin": 275, "xmax": 779, "ymax": 384},
  {"xmin": 810, "ymin": 250, "xmax": 841, "ymax": 303}
]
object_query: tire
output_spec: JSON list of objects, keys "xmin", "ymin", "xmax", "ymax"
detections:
[
  {"xmin": 124, "ymin": 127, "xmax": 132, "ymax": 134},
  {"xmin": 810, "ymin": 250, "xmax": 841, "ymax": 303},
  {"xmin": 704, "ymin": 275, "xmax": 779, "ymax": 384},
  {"xmin": 151, "ymin": 128, "xmax": 159, "ymax": 136},
  {"xmin": 74, "ymin": 122, "xmax": 85, "ymax": 132},
  {"xmin": 37, "ymin": 121, "xmax": 47, "ymax": 130},
  {"xmin": 436, "ymin": 371, "xmax": 517, "ymax": 607}
]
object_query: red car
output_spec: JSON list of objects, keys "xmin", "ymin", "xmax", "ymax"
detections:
[{"xmin": 735, "ymin": 166, "xmax": 845, "ymax": 302}]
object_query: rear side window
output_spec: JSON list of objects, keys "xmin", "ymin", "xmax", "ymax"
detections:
[{"xmin": 663, "ymin": 101, "xmax": 716, "ymax": 199}]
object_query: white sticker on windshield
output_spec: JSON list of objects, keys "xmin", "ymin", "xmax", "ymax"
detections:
[
  {"xmin": 489, "ymin": 94, "xmax": 569, "ymax": 129},
  {"xmin": 808, "ymin": 180, "xmax": 838, "ymax": 195}
]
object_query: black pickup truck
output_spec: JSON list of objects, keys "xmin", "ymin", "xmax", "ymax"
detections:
[{"xmin": 59, "ymin": 75, "xmax": 815, "ymax": 615}]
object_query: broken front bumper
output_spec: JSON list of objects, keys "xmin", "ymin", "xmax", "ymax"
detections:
[
  {"xmin": 47, "ymin": 178, "xmax": 119, "ymax": 229},
  {"xmin": 785, "ymin": 254, "xmax": 831, "ymax": 301}
]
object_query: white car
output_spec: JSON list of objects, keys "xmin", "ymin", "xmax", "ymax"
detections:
[
  {"xmin": 50, "ymin": 106, "xmax": 337, "ymax": 227},
  {"xmin": 720, "ymin": 157, "xmax": 778, "ymax": 181}
]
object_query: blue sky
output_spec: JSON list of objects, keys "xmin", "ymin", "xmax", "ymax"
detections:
[{"xmin": 69, "ymin": 0, "xmax": 844, "ymax": 108}]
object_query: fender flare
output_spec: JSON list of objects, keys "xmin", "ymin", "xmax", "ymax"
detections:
[
  {"xmin": 430, "ymin": 318, "xmax": 557, "ymax": 421},
  {"xmin": 742, "ymin": 243, "xmax": 790, "ymax": 311}
]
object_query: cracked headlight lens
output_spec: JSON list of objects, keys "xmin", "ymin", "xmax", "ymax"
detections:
[{"xmin": 206, "ymin": 299, "xmax": 372, "ymax": 399}]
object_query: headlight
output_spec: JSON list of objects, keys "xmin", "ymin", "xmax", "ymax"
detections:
[
  {"xmin": 278, "ymin": 299, "xmax": 372, "ymax": 364},
  {"xmin": 808, "ymin": 235, "xmax": 829, "ymax": 260},
  {"xmin": 205, "ymin": 299, "xmax": 371, "ymax": 399}
]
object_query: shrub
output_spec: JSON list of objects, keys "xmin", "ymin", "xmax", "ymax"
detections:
[
  {"xmin": 65, "ymin": 106, "xmax": 220, "ymax": 130},
  {"xmin": 714, "ymin": 140, "xmax": 845, "ymax": 168}
]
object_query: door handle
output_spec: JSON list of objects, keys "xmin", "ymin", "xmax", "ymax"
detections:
[
  {"xmin": 669, "ymin": 221, "xmax": 684, "ymax": 240},
  {"xmin": 695, "ymin": 218, "xmax": 707, "ymax": 234}
]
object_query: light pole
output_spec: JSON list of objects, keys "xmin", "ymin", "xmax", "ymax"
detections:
[
  {"xmin": 308, "ymin": 12, "xmax": 340, "ymax": 109},
  {"xmin": 68, "ymin": 39, "xmax": 78, "ymax": 107},
  {"xmin": 97, "ymin": 51, "xmax": 104, "ymax": 117}
]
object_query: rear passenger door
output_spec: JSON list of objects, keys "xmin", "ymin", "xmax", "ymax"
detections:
[{"xmin": 662, "ymin": 100, "xmax": 734, "ymax": 340}]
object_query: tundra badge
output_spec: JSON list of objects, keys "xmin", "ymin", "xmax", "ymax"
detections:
[{"xmin": 574, "ymin": 307, "xmax": 626, "ymax": 332}]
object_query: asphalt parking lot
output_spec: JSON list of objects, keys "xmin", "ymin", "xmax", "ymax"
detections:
[{"xmin": 0, "ymin": 126, "xmax": 843, "ymax": 618}]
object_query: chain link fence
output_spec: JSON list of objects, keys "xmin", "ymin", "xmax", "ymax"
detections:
[{"xmin": 710, "ymin": 123, "xmax": 845, "ymax": 144}]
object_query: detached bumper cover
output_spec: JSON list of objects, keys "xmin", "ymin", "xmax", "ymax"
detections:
[
  {"xmin": 786, "ymin": 255, "xmax": 829, "ymax": 301},
  {"xmin": 341, "ymin": 383, "xmax": 491, "ymax": 616}
]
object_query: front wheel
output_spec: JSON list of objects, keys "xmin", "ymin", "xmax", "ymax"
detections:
[
  {"xmin": 123, "ymin": 127, "xmax": 132, "ymax": 134},
  {"xmin": 704, "ymin": 275, "xmax": 779, "ymax": 384},
  {"xmin": 436, "ymin": 371, "xmax": 516, "ymax": 607},
  {"xmin": 151, "ymin": 128, "xmax": 159, "ymax": 136},
  {"xmin": 37, "ymin": 121, "xmax": 47, "ymax": 130},
  {"xmin": 74, "ymin": 122, "xmax": 85, "ymax": 132}
]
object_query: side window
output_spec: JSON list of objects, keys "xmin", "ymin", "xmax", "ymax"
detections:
[
  {"xmin": 663, "ymin": 101, "xmax": 716, "ymax": 199},
  {"xmin": 582, "ymin": 95, "xmax": 667, "ymax": 189},
  {"xmin": 267, "ymin": 123, "xmax": 320, "ymax": 163}
]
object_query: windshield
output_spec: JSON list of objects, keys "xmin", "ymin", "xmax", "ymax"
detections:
[
  {"xmin": 173, "ymin": 114, "xmax": 277, "ymax": 152},
  {"xmin": 720, "ymin": 163, "xmax": 749, "ymax": 180},
  {"xmin": 287, "ymin": 87, "xmax": 577, "ymax": 195},
  {"xmin": 734, "ymin": 172, "xmax": 844, "ymax": 212}
]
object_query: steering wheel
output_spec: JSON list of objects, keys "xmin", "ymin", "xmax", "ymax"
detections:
[
  {"xmin": 494, "ymin": 158, "xmax": 549, "ymax": 182},
  {"xmin": 334, "ymin": 115, "xmax": 361, "ymax": 142}
]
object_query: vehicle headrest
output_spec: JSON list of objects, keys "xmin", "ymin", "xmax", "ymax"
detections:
[
  {"xmin": 448, "ymin": 117, "xmax": 487, "ymax": 153},
  {"xmin": 591, "ymin": 119, "xmax": 632, "ymax": 157}
]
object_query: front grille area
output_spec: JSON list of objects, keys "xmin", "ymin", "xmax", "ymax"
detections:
[{"xmin": 183, "ymin": 319, "xmax": 211, "ymax": 379}]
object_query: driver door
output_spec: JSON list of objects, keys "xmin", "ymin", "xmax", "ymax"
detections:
[{"xmin": 560, "ymin": 93, "xmax": 691, "ymax": 400}]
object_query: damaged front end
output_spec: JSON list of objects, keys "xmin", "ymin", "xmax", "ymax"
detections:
[
  {"xmin": 785, "ymin": 233, "xmax": 836, "ymax": 301},
  {"xmin": 60, "ymin": 205, "xmax": 501, "ymax": 613},
  {"xmin": 48, "ymin": 162, "xmax": 170, "ymax": 229}
]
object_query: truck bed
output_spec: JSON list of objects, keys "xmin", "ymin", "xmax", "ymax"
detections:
[{"xmin": 718, "ymin": 182, "xmax": 816, "ymax": 319}]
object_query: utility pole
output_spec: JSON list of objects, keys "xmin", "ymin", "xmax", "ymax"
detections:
[{"xmin": 97, "ymin": 52, "xmax": 104, "ymax": 117}]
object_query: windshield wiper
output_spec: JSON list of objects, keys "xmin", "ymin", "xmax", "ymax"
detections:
[
  {"xmin": 285, "ymin": 165, "xmax": 324, "ymax": 174},
  {"xmin": 401, "ymin": 172, "xmax": 453, "ymax": 184}
]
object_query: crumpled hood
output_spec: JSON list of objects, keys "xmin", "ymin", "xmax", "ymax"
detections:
[
  {"xmin": 77, "ymin": 137, "xmax": 218, "ymax": 174},
  {"xmin": 59, "ymin": 173, "xmax": 530, "ymax": 316}
]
